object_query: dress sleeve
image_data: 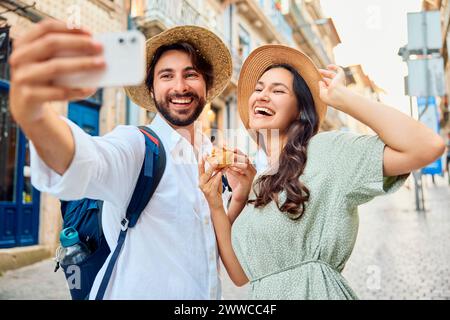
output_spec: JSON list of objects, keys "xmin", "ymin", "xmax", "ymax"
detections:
[
  {"xmin": 325, "ymin": 131, "xmax": 410, "ymax": 206},
  {"xmin": 30, "ymin": 117, "xmax": 145, "ymax": 208}
]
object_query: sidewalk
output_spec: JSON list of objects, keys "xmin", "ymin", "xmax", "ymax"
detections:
[
  {"xmin": 0, "ymin": 176, "xmax": 449, "ymax": 299},
  {"xmin": 343, "ymin": 175, "xmax": 450, "ymax": 299}
]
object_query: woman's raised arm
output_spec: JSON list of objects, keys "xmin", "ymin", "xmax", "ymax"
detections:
[{"xmin": 319, "ymin": 65, "xmax": 445, "ymax": 176}]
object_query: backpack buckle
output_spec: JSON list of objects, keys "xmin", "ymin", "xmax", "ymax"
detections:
[{"xmin": 121, "ymin": 218, "xmax": 129, "ymax": 231}]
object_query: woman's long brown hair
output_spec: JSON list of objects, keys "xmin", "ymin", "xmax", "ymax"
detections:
[{"xmin": 248, "ymin": 64, "xmax": 320, "ymax": 220}]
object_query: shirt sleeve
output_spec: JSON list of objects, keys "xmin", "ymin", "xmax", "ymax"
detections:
[
  {"xmin": 324, "ymin": 131, "xmax": 410, "ymax": 206},
  {"xmin": 30, "ymin": 117, "xmax": 145, "ymax": 208}
]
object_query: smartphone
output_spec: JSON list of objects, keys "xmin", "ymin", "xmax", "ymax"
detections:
[{"xmin": 53, "ymin": 30, "xmax": 146, "ymax": 88}]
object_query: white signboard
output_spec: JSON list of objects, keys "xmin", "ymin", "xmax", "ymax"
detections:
[
  {"xmin": 407, "ymin": 57, "xmax": 445, "ymax": 96},
  {"xmin": 407, "ymin": 11, "xmax": 442, "ymax": 51}
]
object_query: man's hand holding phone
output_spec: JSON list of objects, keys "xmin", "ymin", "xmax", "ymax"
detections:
[
  {"xmin": 8, "ymin": 19, "xmax": 146, "ymax": 176},
  {"xmin": 9, "ymin": 19, "xmax": 105, "ymax": 124},
  {"xmin": 9, "ymin": 19, "xmax": 146, "ymax": 125}
]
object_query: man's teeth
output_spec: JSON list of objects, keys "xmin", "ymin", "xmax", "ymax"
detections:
[
  {"xmin": 255, "ymin": 107, "xmax": 275, "ymax": 116},
  {"xmin": 171, "ymin": 98, "xmax": 193, "ymax": 104}
]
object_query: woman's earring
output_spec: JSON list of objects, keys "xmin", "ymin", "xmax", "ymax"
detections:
[
  {"xmin": 299, "ymin": 113, "xmax": 309, "ymax": 124},
  {"xmin": 300, "ymin": 112, "xmax": 310, "ymax": 125}
]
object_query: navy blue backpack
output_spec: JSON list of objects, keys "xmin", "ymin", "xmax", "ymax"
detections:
[{"xmin": 56, "ymin": 126, "xmax": 166, "ymax": 300}]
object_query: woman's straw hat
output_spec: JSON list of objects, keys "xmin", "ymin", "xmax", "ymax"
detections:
[
  {"xmin": 237, "ymin": 44, "xmax": 327, "ymax": 129},
  {"xmin": 124, "ymin": 26, "xmax": 232, "ymax": 111}
]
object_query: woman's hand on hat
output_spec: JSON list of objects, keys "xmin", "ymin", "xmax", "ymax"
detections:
[{"xmin": 318, "ymin": 64, "xmax": 347, "ymax": 110}]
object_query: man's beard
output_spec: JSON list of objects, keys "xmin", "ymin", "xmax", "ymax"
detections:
[{"xmin": 155, "ymin": 92, "xmax": 206, "ymax": 127}]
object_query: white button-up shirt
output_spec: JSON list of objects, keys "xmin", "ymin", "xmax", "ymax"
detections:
[{"xmin": 30, "ymin": 113, "xmax": 222, "ymax": 299}]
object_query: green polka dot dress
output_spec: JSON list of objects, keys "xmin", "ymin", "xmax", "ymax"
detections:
[{"xmin": 231, "ymin": 130, "xmax": 409, "ymax": 300}]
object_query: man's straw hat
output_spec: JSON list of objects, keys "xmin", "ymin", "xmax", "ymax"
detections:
[
  {"xmin": 125, "ymin": 26, "xmax": 232, "ymax": 111},
  {"xmin": 237, "ymin": 44, "xmax": 327, "ymax": 129}
]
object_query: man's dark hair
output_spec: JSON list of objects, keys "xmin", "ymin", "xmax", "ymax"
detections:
[{"xmin": 146, "ymin": 42, "xmax": 214, "ymax": 93}]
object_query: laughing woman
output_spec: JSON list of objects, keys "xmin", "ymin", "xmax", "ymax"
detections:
[{"xmin": 199, "ymin": 45, "xmax": 445, "ymax": 300}]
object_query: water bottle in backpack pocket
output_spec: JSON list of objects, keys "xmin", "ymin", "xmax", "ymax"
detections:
[
  {"xmin": 54, "ymin": 200, "xmax": 111, "ymax": 300},
  {"xmin": 55, "ymin": 227, "xmax": 101, "ymax": 300},
  {"xmin": 58, "ymin": 227, "xmax": 91, "ymax": 266}
]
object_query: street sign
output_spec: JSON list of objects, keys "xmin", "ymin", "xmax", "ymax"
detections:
[
  {"xmin": 407, "ymin": 11, "xmax": 442, "ymax": 52},
  {"xmin": 407, "ymin": 57, "xmax": 445, "ymax": 96},
  {"xmin": 417, "ymin": 97, "xmax": 443, "ymax": 175}
]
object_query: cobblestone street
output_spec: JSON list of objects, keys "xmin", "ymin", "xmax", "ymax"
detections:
[
  {"xmin": 1, "ymin": 175, "xmax": 449, "ymax": 300},
  {"xmin": 342, "ymin": 175, "xmax": 450, "ymax": 300}
]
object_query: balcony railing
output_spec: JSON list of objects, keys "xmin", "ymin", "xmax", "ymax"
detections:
[
  {"xmin": 145, "ymin": 0, "xmax": 208, "ymax": 29},
  {"xmin": 142, "ymin": 0, "xmax": 241, "ymax": 80},
  {"xmin": 289, "ymin": 0, "xmax": 330, "ymax": 65},
  {"xmin": 254, "ymin": 0, "xmax": 295, "ymax": 45},
  {"xmin": 266, "ymin": 6, "xmax": 295, "ymax": 46}
]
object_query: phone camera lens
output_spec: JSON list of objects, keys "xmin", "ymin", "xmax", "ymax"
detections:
[
  {"xmin": 119, "ymin": 38, "xmax": 124, "ymax": 44},
  {"xmin": 131, "ymin": 37, "xmax": 136, "ymax": 43}
]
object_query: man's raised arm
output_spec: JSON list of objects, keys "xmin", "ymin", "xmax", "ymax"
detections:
[{"xmin": 9, "ymin": 19, "xmax": 105, "ymax": 175}]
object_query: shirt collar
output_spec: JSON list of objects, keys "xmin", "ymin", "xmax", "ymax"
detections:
[{"xmin": 149, "ymin": 113, "xmax": 212, "ymax": 156}]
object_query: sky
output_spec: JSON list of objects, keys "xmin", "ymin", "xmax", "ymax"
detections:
[{"xmin": 320, "ymin": 0, "xmax": 423, "ymax": 113}]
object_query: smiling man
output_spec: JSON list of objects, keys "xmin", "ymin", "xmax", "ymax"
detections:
[
  {"xmin": 9, "ymin": 20, "xmax": 232, "ymax": 299},
  {"xmin": 147, "ymin": 43, "xmax": 211, "ymax": 128}
]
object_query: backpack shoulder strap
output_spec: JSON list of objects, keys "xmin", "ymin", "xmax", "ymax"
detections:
[
  {"xmin": 125, "ymin": 126, "xmax": 166, "ymax": 228},
  {"xmin": 95, "ymin": 125, "xmax": 166, "ymax": 300}
]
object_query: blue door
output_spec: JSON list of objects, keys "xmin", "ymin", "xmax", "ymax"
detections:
[
  {"xmin": 68, "ymin": 102, "xmax": 100, "ymax": 136},
  {"xmin": 0, "ymin": 81, "xmax": 40, "ymax": 248}
]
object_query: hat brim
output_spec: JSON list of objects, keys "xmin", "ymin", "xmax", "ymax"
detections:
[
  {"xmin": 124, "ymin": 25, "xmax": 232, "ymax": 112},
  {"xmin": 237, "ymin": 45, "xmax": 327, "ymax": 130}
]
